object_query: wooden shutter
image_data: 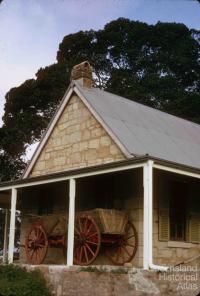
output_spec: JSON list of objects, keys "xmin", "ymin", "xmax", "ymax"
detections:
[
  {"xmin": 187, "ymin": 185, "xmax": 200, "ymax": 243},
  {"xmin": 159, "ymin": 209, "xmax": 169, "ymax": 241},
  {"xmin": 189, "ymin": 213, "xmax": 200, "ymax": 243},
  {"xmin": 158, "ymin": 179, "xmax": 170, "ymax": 241}
]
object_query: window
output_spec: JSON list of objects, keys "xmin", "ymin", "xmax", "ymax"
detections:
[{"xmin": 169, "ymin": 182, "xmax": 187, "ymax": 241}]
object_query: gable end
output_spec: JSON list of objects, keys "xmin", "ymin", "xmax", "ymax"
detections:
[{"xmin": 30, "ymin": 94, "xmax": 126, "ymax": 177}]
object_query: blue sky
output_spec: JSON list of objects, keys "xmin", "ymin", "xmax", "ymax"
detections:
[{"xmin": 0, "ymin": 0, "xmax": 199, "ymax": 126}]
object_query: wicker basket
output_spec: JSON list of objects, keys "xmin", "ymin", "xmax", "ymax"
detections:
[{"xmin": 94, "ymin": 208, "xmax": 128, "ymax": 234}]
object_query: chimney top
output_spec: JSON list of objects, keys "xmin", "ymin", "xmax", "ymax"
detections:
[{"xmin": 70, "ymin": 61, "xmax": 92, "ymax": 88}]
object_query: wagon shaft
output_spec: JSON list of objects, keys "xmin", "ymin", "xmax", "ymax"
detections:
[{"xmin": 48, "ymin": 236, "xmax": 65, "ymax": 248}]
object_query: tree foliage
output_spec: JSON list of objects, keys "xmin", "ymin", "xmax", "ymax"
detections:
[
  {"xmin": 0, "ymin": 18, "xmax": 199, "ymax": 181},
  {"xmin": 0, "ymin": 265, "xmax": 51, "ymax": 296}
]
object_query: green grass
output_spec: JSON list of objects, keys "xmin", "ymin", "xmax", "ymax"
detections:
[{"xmin": 78, "ymin": 266, "xmax": 129, "ymax": 274}]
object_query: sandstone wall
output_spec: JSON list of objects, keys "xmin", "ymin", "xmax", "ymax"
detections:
[
  {"xmin": 24, "ymin": 264, "xmax": 200, "ymax": 296},
  {"xmin": 153, "ymin": 172, "xmax": 200, "ymax": 266},
  {"xmin": 30, "ymin": 95, "xmax": 125, "ymax": 177}
]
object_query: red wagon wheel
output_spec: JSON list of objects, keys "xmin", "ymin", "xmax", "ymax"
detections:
[
  {"xmin": 105, "ymin": 221, "xmax": 138, "ymax": 266},
  {"xmin": 74, "ymin": 215, "xmax": 101, "ymax": 266},
  {"xmin": 25, "ymin": 224, "xmax": 48, "ymax": 265}
]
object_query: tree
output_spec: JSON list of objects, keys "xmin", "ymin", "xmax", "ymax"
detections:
[{"xmin": 0, "ymin": 18, "xmax": 199, "ymax": 181}]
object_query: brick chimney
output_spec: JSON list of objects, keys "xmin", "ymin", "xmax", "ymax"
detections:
[{"xmin": 70, "ymin": 61, "xmax": 92, "ymax": 88}]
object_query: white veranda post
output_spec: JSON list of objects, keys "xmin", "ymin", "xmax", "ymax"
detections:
[
  {"xmin": 8, "ymin": 188, "xmax": 17, "ymax": 264},
  {"xmin": 67, "ymin": 178, "xmax": 76, "ymax": 266},
  {"xmin": 3, "ymin": 209, "xmax": 9, "ymax": 263},
  {"xmin": 143, "ymin": 160, "xmax": 153, "ymax": 270}
]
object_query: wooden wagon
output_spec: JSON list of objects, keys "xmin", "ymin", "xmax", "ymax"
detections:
[{"xmin": 24, "ymin": 209, "xmax": 138, "ymax": 266}]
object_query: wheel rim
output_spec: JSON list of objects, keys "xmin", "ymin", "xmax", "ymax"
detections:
[
  {"xmin": 74, "ymin": 215, "xmax": 101, "ymax": 265},
  {"xmin": 62, "ymin": 235, "xmax": 67, "ymax": 261},
  {"xmin": 25, "ymin": 224, "xmax": 48, "ymax": 265},
  {"xmin": 105, "ymin": 221, "xmax": 138, "ymax": 265}
]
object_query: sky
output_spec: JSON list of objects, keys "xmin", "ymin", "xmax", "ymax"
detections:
[{"xmin": 0, "ymin": 0, "xmax": 200, "ymax": 157}]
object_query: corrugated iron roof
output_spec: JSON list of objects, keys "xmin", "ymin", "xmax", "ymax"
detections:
[{"xmin": 75, "ymin": 81, "xmax": 200, "ymax": 170}]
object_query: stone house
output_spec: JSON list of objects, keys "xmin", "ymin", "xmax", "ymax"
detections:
[{"xmin": 0, "ymin": 61, "xmax": 199, "ymax": 270}]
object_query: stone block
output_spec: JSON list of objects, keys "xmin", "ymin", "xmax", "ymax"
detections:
[
  {"xmin": 70, "ymin": 131, "xmax": 81, "ymax": 143},
  {"xmin": 100, "ymin": 135, "xmax": 111, "ymax": 146},
  {"xmin": 91, "ymin": 127, "xmax": 102, "ymax": 138},
  {"xmin": 110, "ymin": 144, "xmax": 120, "ymax": 155},
  {"xmin": 73, "ymin": 102, "xmax": 79, "ymax": 110},
  {"xmin": 79, "ymin": 141, "xmax": 88, "ymax": 150},
  {"xmin": 72, "ymin": 143, "xmax": 79, "ymax": 153},
  {"xmin": 99, "ymin": 146, "xmax": 110, "ymax": 158},
  {"xmin": 89, "ymin": 139, "xmax": 100, "ymax": 149},
  {"xmin": 61, "ymin": 135, "xmax": 70, "ymax": 145},
  {"xmin": 71, "ymin": 152, "xmax": 82, "ymax": 164},
  {"xmin": 85, "ymin": 149, "xmax": 98, "ymax": 161},
  {"xmin": 34, "ymin": 161, "xmax": 45, "ymax": 171},
  {"xmin": 82, "ymin": 129, "xmax": 90, "ymax": 140},
  {"xmin": 55, "ymin": 157, "xmax": 65, "ymax": 165}
]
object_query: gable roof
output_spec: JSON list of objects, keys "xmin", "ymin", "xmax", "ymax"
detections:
[
  {"xmin": 24, "ymin": 80, "xmax": 200, "ymax": 178},
  {"xmin": 23, "ymin": 82, "xmax": 131, "ymax": 178},
  {"xmin": 75, "ymin": 81, "xmax": 200, "ymax": 170}
]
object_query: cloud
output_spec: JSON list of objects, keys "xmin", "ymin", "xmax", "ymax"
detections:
[{"xmin": 0, "ymin": 0, "xmax": 141, "ymax": 125}]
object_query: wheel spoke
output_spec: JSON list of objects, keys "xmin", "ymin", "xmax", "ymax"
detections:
[
  {"xmin": 73, "ymin": 215, "xmax": 100, "ymax": 265},
  {"xmin": 36, "ymin": 243, "xmax": 45, "ymax": 248},
  {"xmin": 85, "ymin": 222, "xmax": 92, "ymax": 236},
  {"xmin": 86, "ymin": 240, "xmax": 98, "ymax": 246},
  {"xmin": 117, "ymin": 246, "xmax": 123, "ymax": 264},
  {"xmin": 30, "ymin": 249, "xmax": 35, "ymax": 259},
  {"xmin": 36, "ymin": 228, "xmax": 39, "ymax": 239},
  {"xmin": 83, "ymin": 218, "xmax": 88, "ymax": 233},
  {"xmin": 74, "ymin": 245, "xmax": 80, "ymax": 258},
  {"xmin": 38, "ymin": 230, "xmax": 43, "ymax": 240},
  {"xmin": 83, "ymin": 245, "xmax": 89, "ymax": 263},
  {"xmin": 87, "ymin": 231, "xmax": 98, "ymax": 239},
  {"xmin": 75, "ymin": 227, "xmax": 81, "ymax": 236},
  {"xmin": 79, "ymin": 246, "xmax": 83, "ymax": 262},
  {"xmin": 122, "ymin": 245, "xmax": 131, "ymax": 257},
  {"xmin": 126, "ymin": 234, "xmax": 135, "ymax": 240},
  {"xmin": 126, "ymin": 243, "xmax": 135, "ymax": 248},
  {"xmin": 85, "ymin": 243, "xmax": 95, "ymax": 256},
  {"xmin": 79, "ymin": 219, "xmax": 83, "ymax": 233}
]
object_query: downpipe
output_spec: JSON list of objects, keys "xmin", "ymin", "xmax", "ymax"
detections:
[{"xmin": 144, "ymin": 160, "xmax": 169, "ymax": 272}]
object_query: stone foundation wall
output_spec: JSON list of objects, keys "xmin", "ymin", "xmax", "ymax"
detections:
[
  {"xmin": 23, "ymin": 264, "xmax": 200, "ymax": 296},
  {"xmin": 30, "ymin": 95, "xmax": 125, "ymax": 177}
]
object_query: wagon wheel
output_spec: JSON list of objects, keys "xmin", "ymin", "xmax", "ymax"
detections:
[
  {"xmin": 62, "ymin": 235, "xmax": 67, "ymax": 261},
  {"xmin": 74, "ymin": 215, "xmax": 101, "ymax": 265},
  {"xmin": 105, "ymin": 221, "xmax": 138, "ymax": 266},
  {"xmin": 25, "ymin": 224, "xmax": 48, "ymax": 265}
]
